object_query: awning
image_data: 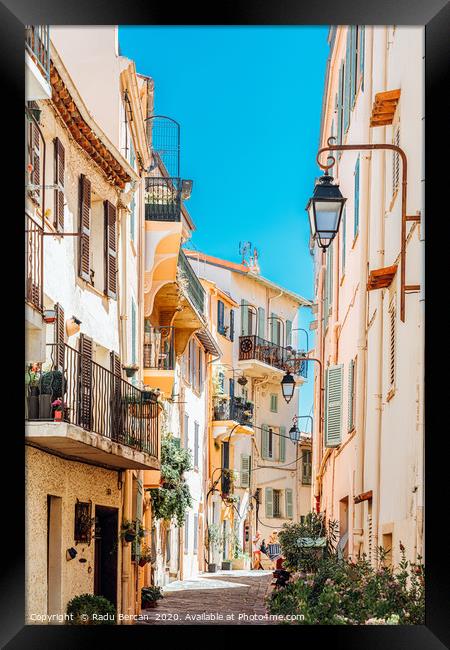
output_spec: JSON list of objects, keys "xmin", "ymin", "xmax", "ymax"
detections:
[{"xmin": 195, "ymin": 328, "xmax": 222, "ymax": 358}]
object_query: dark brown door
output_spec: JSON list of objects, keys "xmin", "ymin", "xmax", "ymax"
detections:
[{"xmin": 94, "ymin": 506, "xmax": 118, "ymax": 609}]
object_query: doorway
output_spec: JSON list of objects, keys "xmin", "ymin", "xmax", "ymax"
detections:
[
  {"xmin": 94, "ymin": 506, "xmax": 118, "ymax": 609},
  {"xmin": 47, "ymin": 495, "xmax": 62, "ymax": 618}
]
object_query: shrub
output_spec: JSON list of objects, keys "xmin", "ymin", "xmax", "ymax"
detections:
[
  {"xmin": 66, "ymin": 594, "xmax": 116, "ymax": 625},
  {"xmin": 141, "ymin": 585, "xmax": 164, "ymax": 605},
  {"xmin": 278, "ymin": 512, "xmax": 338, "ymax": 573}
]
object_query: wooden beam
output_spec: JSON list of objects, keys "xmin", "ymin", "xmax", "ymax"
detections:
[{"xmin": 354, "ymin": 490, "xmax": 373, "ymax": 504}]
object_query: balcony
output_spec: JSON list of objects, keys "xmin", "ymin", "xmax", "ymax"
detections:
[
  {"xmin": 178, "ymin": 249, "xmax": 205, "ymax": 315},
  {"xmin": 25, "ymin": 26, "xmax": 51, "ymax": 101},
  {"xmin": 238, "ymin": 335, "xmax": 308, "ymax": 379},
  {"xmin": 213, "ymin": 396, "xmax": 254, "ymax": 426},
  {"xmin": 145, "ymin": 177, "xmax": 182, "ymax": 222},
  {"xmin": 25, "ymin": 212, "xmax": 43, "ymax": 312},
  {"xmin": 25, "ymin": 344, "xmax": 161, "ymax": 470}
]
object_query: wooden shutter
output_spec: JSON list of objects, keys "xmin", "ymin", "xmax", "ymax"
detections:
[
  {"xmin": 217, "ymin": 299, "xmax": 225, "ymax": 334},
  {"xmin": 302, "ymin": 450, "xmax": 312, "ymax": 484},
  {"xmin": 240, "ymin": 454, "xmax": 250, "ymax": 488},
  {"xmin": 325, "ymin": 364, "xmax": 344, "ymax": 447},
  {"xmin": 285, "ymin": 489, "xmax": 293, "ymax": 519},
  {"xmin": 261, "ymin": 423, "xmax": 269, "ymax": 459},
  {"xmin": 53, "ymin": 137, "xmax": 65, "ymax": 231},
  {"xmin": 265, "ymin": 488, "xmax": 273, "ymax": 518},
  {"xmin": 337, "ymin": 63, "xmax": 344, "ymax": 145},
  {"xmin": 229, "ymin": 309, "xmax": 235, "ymax": 341},
  {"xmin": 286, "ymin": 320, "xmax": 292, "ymax": 347},
  {"xmin": 279, "ymin": 426, "xmax": 286, "ymax": 463},
  {"xmin": 31, "ymin": 121, "xmax": 40, "ymax": 198},
  {"xmin": 348, "ymin": 358, "xmax": 355, "ymax": 431},
  {"xmin": 354, "ymin": 156, "xmax": 360, "ymax": 237},
  {"xmin": 343, "ymin": 30, "xmax": 351, "ymax": 134},
  {"xmin": 55, "ymin": 303, "xmax": 65, "ymax": 370},
  {"xmin": 270, "ymin": 394, "xmax": 278, "ymax": 413},
  {"xmin": 104, "ymin": 200, "xmax": 117, "ymax": 299},
  {"xmin": 78, "ymin": 175, "xmax": 91, "ymax": 282},
  {"xmin": 241, "ymin": 300, "xmax": 248, "ymax": 336},
  {"xmin": 258, "ymin": 306, "xmax": 265, "ymax": 339},
  {"xmin": 79, "ymin": 334, "xmax": 93, "ymax": 430}
]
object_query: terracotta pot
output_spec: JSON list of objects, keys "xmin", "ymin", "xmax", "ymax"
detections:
[
  {"xmin": 54, "ymin": 409, "xmax": 64, "ymax": 422},
  {"xmin": 139, "ymin": 558, "xmax": 148, "ymax": 567},
  {"xmin": 66, "ymin": 317, "xmax": 81, "ymax": 337}
]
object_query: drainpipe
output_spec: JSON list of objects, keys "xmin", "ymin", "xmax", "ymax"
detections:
[{"xmin": 121, "ymin": 470, "xmax": 132, "ymax": 622}]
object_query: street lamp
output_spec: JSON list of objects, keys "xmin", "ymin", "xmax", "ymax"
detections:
[
  {"xmin": 281, "ymin": 371, "xmax": 295, "ymax": 404},
  {"xmin": 305, "ymin": 174, "xmax": 347, "ymax": 251},
  {"xmin": 289, "ymin": 423, "xmax": 301, "ymax": 443}
]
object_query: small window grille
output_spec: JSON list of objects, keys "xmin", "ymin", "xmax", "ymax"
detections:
[{"xmin": 273, "ymin": 490, "xmax": 282, "ymax": 518}]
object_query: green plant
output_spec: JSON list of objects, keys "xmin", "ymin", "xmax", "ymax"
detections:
[
  {"xmin": 278, "ymin": 511, "xmax": 336, "ymax": 573},
  {"xmin": 66, "ymin": 594, "xmax": 116, "ymax": 625},
  {"xmin": 139, "ymin": 544, "xmax": 153, "ymax": 563},
  {"xmin": 207, "ymin": 524, "xmax": 223, "ymax": 552},
  {"xmin": 41, "ymin": 369, "xmax": 66, "ymax": 399},
  {"xmin": 148, "ymin": 434, "xmax": 193, "ymax": 526},
  {"xmin": 141, "ymin": 585, "xmax": 164, "ymax": 604}
]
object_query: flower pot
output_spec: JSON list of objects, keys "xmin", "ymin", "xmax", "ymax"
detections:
[
  {"xmin": 207, "ymin": 563, "xmax": 217, "ymax": 573},
  {"xmin": 38, "ymin": 393, "xmax": 52, "ymax": 419},
  {"xmin": 27, "ymin": 395, "xmax": 39, "ymax": 419},
  {"xmin": 124, "ymin": 367, "xmax": 138, "ymax": 378},
  {"xmin": 29, "ymin": 385, "xmax": 40, "ymax": 397},
  {"xmin": 54, "ymin": 410, "xmax": 64, "ymax": 422},
  {"xmin": 124, "ymin": 531, "xmax": 136, "ymax": 543},
  {"xmin": 139, "ymin": 558, "xmax": 148, "ymax": 567},
  {"xmin": 221, "ymin": 561, "xmax": 232, "ymax": 571}
]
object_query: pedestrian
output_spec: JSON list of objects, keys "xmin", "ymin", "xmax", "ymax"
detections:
[
  {"xmin": 252, "ymin": 531, "xmax": 263, "ymax": 570},
  {"xmin": 267, "ymin": 531, "xmax": 282, "ymax": 569}
]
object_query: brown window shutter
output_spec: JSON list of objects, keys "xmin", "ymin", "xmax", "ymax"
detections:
[
  {"xmin": 55, "ymin": 303, "xmax": 65, "ymax": 370},
  {"xmin": 79, "ymin": 333, "xmax": 93, "ymax": 430},
  {"xmin": 53, "ymin": 138, "xmax": 65, "ymax": 231},
  {"xmin": 31, "ymin": 122, "xmax": 40, "ymax": 199},
  {"xmin": 110, "ymin": 350, "xmax": 122, "ymax": 377},
  {"xmin": 78, "ymin": 175, "xmax": 91, "ymax": 282},
  {"xmin": 104, "ymin": 200, "xmax": 117, "ymax": 299},
  {"xmin": 110, "ymin": 350, "xmax": 122, "ymax": 442}
]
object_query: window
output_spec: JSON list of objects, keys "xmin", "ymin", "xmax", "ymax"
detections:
[
  {"xmin": 270, "ymin": 393, "xmax": 278, "ymax": 413},
  {"xmin": 285, "ymin": 320, "xmax": 292, "ymax": 347},
  {"xmin": 241, "ymin": 300, "xmax": 255, "ymax": 336},
  {"xmin": 257, "ymin": 306, "xmax": 266, "ymax": 338},
  {"xmin": 285, "ymin": 489, "xmax": 293, "ymax": 519},
  {"xmin": 348, "ymin": 358, "xmax": 356, "ymax": 431},
  {"xmin": 392, "ymin": 125, "xmax": 400, "ymax": 199},
  {"xmin": 261, "ymin": 424, "xmax": 274, "ymax": 460},
  {"xmin": 194, "ymin": 421, "xmax": 199, "ymax": 469},
  {"xmin": 193, "ymin": 514, "xmax": 198, "ymax": 554},
  {"xmin": 273, "ymin": 490, "xmax": 282, "ymax": 518},
  {"xmin": 354, "ymin": 156, "xmax": 360, "ymax": 238},
  {"xmin": 279, "ymin": 426, "xmax": 286, "ymax": 463},
  {"xmin": 268, "ymin": 427, "xmax": 273, "ymax": 459},
  {"xmin": 184, "ymin": 514, "xmax": 190, "ymax": 553},
  {"xmin": 229, "ymin": 309, "xmax": 235, "ymax": 341},
  {"xmin": 240, "ymin": 454, "xmax": 250, "ymax": 488},
  {"xmin": 188, "ymin": 338, "xmax": 203, "ymax": 392},
  {"xmin": 325, "ymin": 364, "xmax": 344, "ymax": 447},
  {"xmin": 53, "ymin": 137, "xmax": 65, "ymax": 231},
  {"xmin": 302, "ymin": 450, "xmax": 312, "ymax": 484},
  {"xmin": 270, "ymin": 313, "xmax": 281, "ymax": 345},
  {"xmin": 389, "ymin": 299, "xmax": 396, "ymax": 389},
  {"xmin": 221, "ymin": 442, "xmax": 230, "ymax": 493}
]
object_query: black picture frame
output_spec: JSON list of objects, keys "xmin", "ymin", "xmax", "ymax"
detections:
[{"xmin": 5, "ymin": 0, "xmax": 449, "ymax": 646}]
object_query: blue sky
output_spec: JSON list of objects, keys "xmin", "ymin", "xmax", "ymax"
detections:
[{"xmin": 119, "ymin": 26, "xmax": 329, "ymax": 416}]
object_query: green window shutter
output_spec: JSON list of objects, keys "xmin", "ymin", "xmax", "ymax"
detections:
[
  {"xmin": 265, "ymin": 488, "xmax": 274, "ymax": 518},
  {"xmin": 279, "ymin": 426, "xmax": 286, "ymax": 463},
  {"xmin": 360, "ymin": 26, "xmax": 365, "ymax": 91},
  {"xmin": 354, "ymin": 156, "xmax": 360, "ymax": 237},
  {"xmin": 270, "ymin": 312, "xmax": 276, "ymax": 343},
  {"xmin": 337, "ymin": 63, "xmax": 344, "ymax": 145},
  {"xmin": 286, "ymin": 320, "xmax": 292, "ymax": 347},
  {"xmin": 285, "ymin": 489, "xmax": 293, "ymax": 519},
  {"xmin": 325, "ymin": 364, "xmax": 344, "ymax": 447},
  {"xmin": 258, "ymin": 306, "xmax": 265, "ymax": 339},
  {"xmin": 241, "ymin": 300, "xmax": 249, "ymax": 335},
  {"xmin": 218, "ymin": 300, "xmax": 225, "ymax": 334},
  {"xmin": 348, "ymin": 359, "xmax": 355, "ymax": 431},
  {"xmin": 229, "ymin": 309, "xmax": 235, "ymax": 341},
  {"xmin": 261, "ymin": 424, "xmax": 269, "ymax": 459},
  {"xmin": 240, "ymin": 454, "xmax": 250, "ymax": 488},
  {"xmin": 342, "ymin": 207, "xmax": 347, "ymax": 274},
  {"xmin": 344, "ymin": 30, "xmax": 351, "ymax": 134},
  {"xmin": 270, "ymin": 394, "xmax": 278, "ymax": 413}
]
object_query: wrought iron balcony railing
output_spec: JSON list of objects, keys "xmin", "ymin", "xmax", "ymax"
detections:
[
  {"xmin": 239, "ymin": 335, "xmax": 308, "ymax": 378},
  {"xmin": 25, "ymin": 26, "xmax": 50, "ymax": 85},
  {"xmin": 143, "ymin": 325, "xmax": 175, "ymax": 370},
  {"xmin": 213, "ymin": 395, "xmax": 254, "ymax": 426},
  {"xmin": 178, "ymin": 249, "xmax": 205, "ymax": 315},
  {"xmin": 144, "ymin": 177, "xmax": 182, "ymax": 222},
  {"xmin": 25, "ymin": 212, "xmax": 43, "ymax": 312},
  {"xmin": 26, "ymin": 343, "xmax": 160, "ymax": 457}
]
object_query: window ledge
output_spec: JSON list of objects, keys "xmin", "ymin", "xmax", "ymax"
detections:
[{"xmin": 79, "ymin": 279, "xmax": 109, "ymax": 301}]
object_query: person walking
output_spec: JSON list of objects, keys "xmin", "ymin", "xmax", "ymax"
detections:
[
  {"xmin": 267, "ymin": 531, "xmax": 282, "ymax": 569},
  {"xmin": 252, "ymin": 531, "xmax": 263, "ymax": 570}
]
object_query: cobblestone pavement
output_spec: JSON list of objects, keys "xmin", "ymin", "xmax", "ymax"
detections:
[{"xmin": 137, "ymin": 570, "xmax": 276, "ymax": 625}]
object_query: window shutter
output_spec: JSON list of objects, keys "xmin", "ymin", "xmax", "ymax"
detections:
[
  {"xmin": 354, "ymin": 156, "xmax": 360, "ymax": 237},
  {"xmin": 240, "ymin": 454, "xmax": 250, "ymax": 488},
  {"xmin": 302, "ymin": 450, "xmax": 312, "ymax": 484},
  {"xmin": 229, "ymin": 309, "xmax": 235, "ymax": 341},
  {"xmin": 184, "ymin": 514, "xmax": 189, "ymax": 553},
  {"xmin": 31, "ymin": 121, "xmax": 40, "ymax": 198},
  {"xmin": 279, "ymin": 426, "xmax": 286, "ymax": 463},
  {"xmin": 217, "ymin": 299, "xmax": 224, "ymax": 333},
  {"xmin": 229, "ymin": 378, "xmax": 235, "ymax": 399},
  {"xmin": 348, "ymin": 359, "xmax": 355, "ymax": 431},
  {"xmin": 343, "ymin": 30, "xmax": 352, "ymax": 134},
  {"xmin": 258, "ymin": 306, "xmax": 265, "ymax": 339},
  {"xmin": 270, "ymin": 312, "xmax": 277, "ymax": 343},
  {"xmin": 55, "ymin": 303, "xmax": 65, "ymax": 370},
  {"xmin": 241, "ymin": 300, "xmax": 249, "ymax": 336},
  {"xmin": 79, "ymin": 334, "xmax": 93, "ymax": 430},
  {"xmin": 359, "ymin": 26, "xmax": 365, "ymax": 91},
  {"xmin": 194, "ymin": 422, "xmax": 199, "ymax": 468},
  {"xmin": 261, "ymin": 423, "xmax": 269, "ymax": 459},
  {"xmin": 270, "ymin": 394, "xmax": 278, "ymax": 413},
  {"xmin": 337, "ymin": 63, "xmax": 344, "ymax": 145},
  {"xmin": 265, "ymin": 488, "xmax": 274, "ymax": 518},
  {"xmin": 286, "ymin": 320, "xmax": 292, "ymax": 347},
  {"xmin": 285, "ymin": 489, "xmax": 293, "ymax": 519},
  {"xmin": 53, "ymin": 137, "xmax": 65, "ymax": 231},
  {"xmin": 78, "ymin": 175, "xmax": 91, "ymax": 282},
  {"xmin": 104, "ymin": 200, "xmax": 117, "ymax": 299},
  {"xmin": 325, "ymin": 364, "xmax": 344, "ymax": 447},
  {"xmin": 131, "ymin": 299, "xmax": 136, "ymax": 364}
]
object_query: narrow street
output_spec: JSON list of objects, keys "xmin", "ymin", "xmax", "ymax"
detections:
[{"xmin": 137, "ymin": 571, "xmax": 275, "ymax": 625}]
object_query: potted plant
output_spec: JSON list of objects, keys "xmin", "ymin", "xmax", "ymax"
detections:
[
  {"xmin": 120, "ymin": 519, "xmax": 137, "ymax": 543},
  {"xmin": 66, "ymin": 594, "xmax": 116, "ymax": 625},
  {"xmin": 26, "ymin": 364, "xmax": 40, "ymax": 419},
  {"xmin": 123, "ymin": 363, "xmax": 139, "ymax": 378},
  {"xmin": 207, "ymin": 524, "xmax": 223, "ymax": 572},
  {"xmin": 40, "ymin": 369, "xmax": 66, "ymax": 419},
  {"xmin": 141, "ymin": 585, "xmax": 163, "ymax": 609},
  {"xmin": 138, "ymin": 544, "xmax": 153, "ymax": 567},
  {"xmin": 52, "ymin": 398, "xmax": 67, "ymax": 422}
]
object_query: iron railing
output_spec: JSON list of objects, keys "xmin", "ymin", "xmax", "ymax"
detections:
[
  {"xmin": 144, "ymin": 177, "xmax": 182, "ymax": 221},
  {"xmin": 178, "ymin": 249, "xmax": 205, "ymax": 315},
  {"xmin": 26, "ymin": 343, "xmax": 160, "ymax": 457},
  {"xmin": 143, "ymin": 325, "xmax": 175, "ymax": 370},
  {"xmin": 25, "ymin": 26, "xmax": 50, "ymax": 85},
  {"xmin": 213, "ymin": 396, "xmax": 253, "ymax": 426},
  {"xmin": 239, "ymin": 335, "xmax": 308, "ymax": 378},
  {"xmin": 25, "ymin": 212, "xmax": 43, "ymax": 311}
]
